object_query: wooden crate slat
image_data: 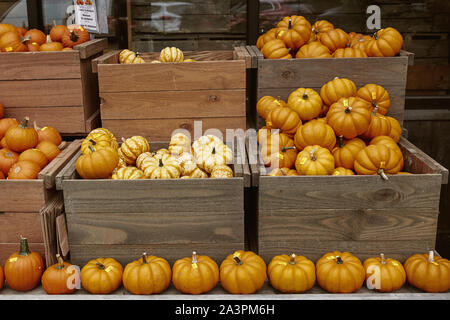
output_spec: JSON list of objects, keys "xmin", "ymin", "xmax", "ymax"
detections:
[
  {"xmin": 258, "ymin": 240, "xmax": 437, "ymax": 264},
  {"xmin": 259, "ymin": 208, "xmax": 438, "ymax": 242},
  {"xmin": 100, "ymin": 89, "xmax": 246, "ymax": 120},
  {"xmin": 80, "ymin": 56, "xmax": 101, "ymax": 132},
  {"xmin": 66, "ymin": 210, "xmax": 244, "ymax": 245},
  {"xmin": 258, "ymin": 174, "xmax": 441, "ymax": 210},
  {"xmin": 5, "ymin": 107, "xmax": 87, "ymax": 134},
  {"xmin": 0, "ymin": 212, "xmax": 43, "ymax": 243},
  {"xmin": 131, "ymin": 0, "xmax": 234, "ymax": 15},
  {"xmin": 73, "ymin": 38, "xmax": 108, "ymax": 60},
  {"xmin": 63, "ymin": 179, "xmax": 244, "ymax": 214},
  {"xmin": 102, "ymin": 117, "xmax": 246, "ymax": 142},
  {"xmin": 0, "ymin": 51, "xmax": 81, "ymax": 80},
  {"xmin": 68, "ymin": 242, "xmax": 245, "ymax": 266},
  {"xmin": 97, "ymin": 60, "xmax": 246, "ymax": 92},
  {"xmin": 0, "ymin": 79, "xmax": 83, "ymax": 108},
  {"xmin": 0, "ymin": 180, "xmax": 48, "ymax": 213}
]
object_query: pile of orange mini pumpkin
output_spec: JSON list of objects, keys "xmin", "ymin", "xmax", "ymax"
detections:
[
  {"xmin": 0, "ymin": 23, "xmax": 89, "ymax": 52},
  {"xmin": 0, "ymin": 111, "xmax": 62, "ymax": 179},
  {"xmin": 257, "ymin": 16, "xmax": 404, "ymax": 59},
  {"xmin": 257, "ymin": 77, "xmax": 408, "ymax": 179},
  {"xmin": 1, "ymin": 237, "xmax": 448, "ymax": 295}
]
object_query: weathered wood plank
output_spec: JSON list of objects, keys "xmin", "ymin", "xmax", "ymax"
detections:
[
  {"xmin": 258, "ymin": 240, "xmax": 437, "ymax": 264},
  {"xmin": 0, "ymin": 180, "xmax": 47, "ymax": 213},
  {"xmin": 258, "ymin": 174, "xmax": 442, "ymax": 210},
  {"xmin": 66, "ymin": 210, "xmax": 244, "ymax": 245},
  {"xmin": 80, "ymin": 54, "xmax": 101, "ymax": 130},
  {"xmin": 98, "ymin": 60, "xmax": 246, "ymax": 92},
  {"xmin": 0, "ymin": 212, "xmax": 43, "ymax": 243},
  {"xmin": 4, "ymin": 107, "xmax": 86, "ymax": 134},
  {"xmin": 0, "ymin": 51, "xmax": 81, "ymax": 80},
  {"xmin": 91, "ymin": 50, "xmax": 120, "ymax": 73},
  {"xmin": 56, "ymin": 150, "xmax": 82, "ymax": 191},
  {"xmin": 131, "ymin": 0, "xmax": 234, "ymax": 15},
  {"xmin": 74, "ymin": 38, "xmax": 108, "ymax": 60},
  {"xmin": 68, "ymin": 243, "xmax": 245, "ymax": 266},
  {"xmin": 100, "ymin": 90, "xmax": 246, "ymax": 120},
  {"xmin": 102, "ymin": 117, "xmax": 247, "ymax": 142},
  {"xmin": 63, "ymin": 179, "xmax": 244, "ymax": 214},
  {"xmin": 259, "ymin": 208, "xmax": 438, "ymax": 242},
  {"xmin": 0, "ymin": 79, "xmax": 83, "ymax": 108}
]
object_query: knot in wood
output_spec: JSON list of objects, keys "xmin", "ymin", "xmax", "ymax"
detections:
[
  {"xmin": 281, "ymin": 70, "xmax": 292, "ymax": 79},
  {"xmin": 180, "ymin": 123, "xmax": 191, "ymax": 130},
  {"xmin": 372, "ymin": 188, "xmax": 401, "ymax": 202},
  {"xmin": 209, "ymin": 95, "xmax": 219, "ymax": 102}
]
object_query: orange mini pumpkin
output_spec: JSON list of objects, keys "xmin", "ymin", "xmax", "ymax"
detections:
[
  {"xmin": 268, "ymin": 167, "xmax": 299, "ymax": 176},
  {"xmin": 62, "ymin": 26, "xmax": 89, "ymax": 48},
  {"xmin": 354, "ymin": 144, "xmax": 404, "ymax": 179},
  {"xmin": 220, "ymin": 250, "xmax": 267, "ymax": 294},
  {"xmin": 266, "ymin": 106, "xmax": 302, "ymax": 137},
  {"xmin": 357, "ymin": 84, "xmax": 390, "ymax": 115},
  {"xmin": 257, "ymin": 96, "xmax": 287, "ymax": 120},
  {"xmin": 332, "ymin": 47, "xmax": 367, "ymax": 58},
  {"xmin": 320, "ymin": 77, "xmax": 357, "ymax": 106},
  {"xmin": 39, "ymin": 42, "xmax": 63, "ymax": 51},
  {"xmin": 332, "ymin": 136, "xmax": 366, "ymax": 170},
  {"xmin": 0, "ymin": 31, "xmax": 27, "ymax": 52},
  {"xmin": 0, "ymin": 148, "xmax": 19, "ymax": 176},
  {"xmin": 295, "ymin": 145, "xmax": 335, "ymax": 175},
  {"xmin": 387, "ymin": 116, "xmax": 402, "ymax": 143},
  {"xmin": 256, "ymin": 28, "xmax": 279, "ymax": 50},
  {"xmin": 364, "ymin": 253, "xmax": 406, "ymax": 293},
  {"xmin": 295, "ymin": 41, "xmax": 331, "ymax": 58},
  {"xmin": 366, "ymin": 27, "xmax": 403, "ymax": 57},
  {"xmin": 4, "ymin": 237, "xmax": 45, "ymax": 292},
  {"xmin": 8, "ymin": 160, "xmax": 41, "ymax": 179},
  {"xmin": 332, "ymin": 167, "xmax": 355, "ymax": 176},
  {"xmin": 81, "ymin": 258, "xmax": 123, "ymax": 294},
  {"xmin": 260, "ymin": 132, "xmax": 298, "ymax": 169},
  {"xmin": 276, "ymin": 15, "xmax": 311, "ymax": 50},
  {"xmin": 24, "ymin": 29, "xmax": 46, "ymax": 45},
  {"xmin": 36, "ymin": 125, "xmax": 62, "ymax": 146},
  {"xmin": 18, "ymin": 148, "xmax": 48, "ymax": 169},
  {"xmin": 326, "ymin": 97, "xmax": 372, "ymax": 139},
  {"xmin": 42, "ymin": 254, "xmax": 78, "ymax": 295},
  {"xmin": 310, "ymin": 20, "xmax": 334, "ymax": 42},
  {"xmin": 172, "ymin": 251, "xmax": 219, "ymax": 294},
  {"xmin": 36, "ymin": 141, "xmax": 61, "ymax": 162},
  {"xmin": 4, "ymin": 117, "xmax": 38, "ymax": 152},
  {"xmin": 0, "ymin": 118, "xmax": 18, "ymax": 139},
  {"xmin": 361, "ymin": 109, "xmax": 392, "ymax": 140},
  {"xmin": 318, "ymin": 28, "xmax": 349, "ymax": 53},
  {"xmin": 316, "ymin": 251, "xmax": 365, "ymax": 293},
  {"xmin": 50, "ymin": 25, "xmax": 69, "ymax": 42},
  {"xmin": 294, "ymin": 119, "xmax": 336, "ymax": 151},
  {"xmin": 287, "ymin": 88, "xmax": 323, "ymax": 121},
  {"xmin": 261, "ymin": 39, "xmax": 292, "ymax": 59}
]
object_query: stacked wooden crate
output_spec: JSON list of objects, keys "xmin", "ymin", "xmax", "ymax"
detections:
[
  {"xmin": 127, "ymin": 0, "xmax": 246, "ymax": 52},
  {"xmin": 0, "ymin": 140, "xmax": 81, "ymax": 267},
  {"xmin": 0, "ymin": 39, "xmax": 107, "ymax": 135}
]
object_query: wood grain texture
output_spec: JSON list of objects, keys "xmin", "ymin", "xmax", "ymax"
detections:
[
  {"xmin": 0, "ymin": 212, "xmax": 43, "ymax": 243},
  {"xmin": 101, "ymin": 117, "xmax": 246, "ymax": 142},
  {"xmin": 0, "ymin": 243, "xmax": 46, "ymax": 266},
  {"xmin": 258, "ymin": 240, "xmax": 437, "ymax": 264},
  {"xmin": 4, "ymin": 107, "xmax": 86, "ymax": 134},
  {"xmin": 68, "ymin": 243, "xmax": 245, "ymax": 266},
  {"xmin": 91, "ymin": 50, "xmax": 120, "ymax": 73},
  {"xmin": 63, "ymin": 179, "xmax": 244, "ymax": 214},
  {"xmin": 259, "ymin": 208, "xmax": 438, "ymax": 242},
  {"xmin": 0, "ymin": 180, "xmax": 48, "ymax": 212},
  {"xmin": 0, "ymin": 51, "xmax": 81, "ymax": 80},
  {"xmin": 0, "ymin": 79, "xmax": 83, "ymax": 108},
  {"xmin": 258, "ymin": 174, "xmax": 442, "ymax": 210},
  {"xmin": 66, "ymin": 210, "xmax": 244, "ymax": 245},
  {"xmin": 97, "ymin": 60, "xmax": 246, "ymax": 92},
  {"xmin": 74, "ymin": 38, "xmax": 108, "ymax": 60},
  {"xmin": 80, "ymin": 54, "xmax": 101, "ymax": 130},
  {"xmin": 100, "ymin": 90, "xmax": 245, "ymax": 119}
]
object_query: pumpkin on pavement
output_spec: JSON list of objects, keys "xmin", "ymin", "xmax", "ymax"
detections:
[
  {"xmin": 172, "ymin": 251, "xmax": 219, "ymax": 294},
  {"xmin": 363, "ymin": 253, "xmax": 406, "ymax": 292},
  {"xmin": 220, "ymin": 250, "xmax": 267, "ymax": 294},
  {"xmin": 268, "ymin": 253, "xmax": 316, "ymax": 293},
  {"xmin": 81, "ymin": 257, "xmax": 123, "ymax": 294},
  {"xmin": 42, "ymin": 254, "xmax": 77, "ymax": 294}
]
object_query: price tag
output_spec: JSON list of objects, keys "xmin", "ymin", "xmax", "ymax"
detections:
[
  {"xmin": 299, "ymin": 157, "xmax": 307, "ymax": 165},
  {"xmin": 326, "ymin": 256, "xmax": 336, "ymax": 260},
  {"xmin": 278, "ymin": 262, "xmax": 288, "ymax": 266},
  {"xmin": 9, "ymin": 257, "xmax": 18, "ymax": 263},
  {"xmin": 334, "ymin": 171, "xmax": 340, "ymax": 175},
  {"xmin": 104, "ymin": 266, "xmax": 113, "ymax": 273},
  {"xmin": 5, "ymin": 47, "xmax": 13, "ymax": 52},
  {"xmin": 379, "ymin": 161, "xmax": 386, "ymax": 169},
  {"xmin": 343, "ymin": 99, "xmax": 349, "ymax": 107},
  {"xmin": 276, "ymin": 153, "xmax": 284, "ymax": 160},
  {"xmin": 192, "ymin": 263, "xmax": 198, "ymax": 269},
  {"xmin": 233, "ymin": 251, "xmax": 241, "ymax": 258},
  {"xmin": 430, "ymin": 262, "xmax": 440, "ymax": 266},
  {"xmin": 371, "ymin": 92, "xmax": 377, "ymax": 100},
  {"xmin": 391, "ymin": 262, "xmax": 399, "ymax": 266},
  {"xmin": 266, "ymin": 121, "xmax": 273, "ymax": 127},
  {"xmin": 278, "ymin": 30, "xmax": 285, "ymax": 37}
]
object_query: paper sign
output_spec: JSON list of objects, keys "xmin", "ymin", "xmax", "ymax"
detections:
[{"xmin": 74, "ymin": 0, "xmax": 99, "ymax": 33}]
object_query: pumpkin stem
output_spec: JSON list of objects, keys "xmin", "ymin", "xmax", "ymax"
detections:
[
  {"xmin": 338, "ymin": 135, "xmax": 344, "ymax": 148},
  {"xmin": 288, "ymin": 17, "xmax": 292, "ymax": 29},
  {"xmin": 19, "ymin": 236, "xmax": 31, "ymax": 256},
  {"xmin": 378, "ymin": 168, "xmax": 389, "ymax": 180},
  {"xmin": 121, "ymin": 137, "xmax": 126, "ymax": 143},
  {"xmin": 345, "ymin": 106, "xmax": 353, "ymax": 114},
  {"xmin": 302, "ymin": 93, "xmax": 309, "ymax": 100},
  {"xmin": 233, "ymin": 255, "xmax": 243, "ymax": 265},
  {"xmin": 69, "ymin": 30, "xmax": 80, "ymax": 42},
  {"xmin": 33, "ymin": 121, "xmax": 41, "ymax": 131},
  {"xmin": 89, "ymin": 139, "xmax": 97, "ymax": 146},
  {"xmin": 56, "ymin": 254, "xmax": 65, "ymax": 270},
  {"xmin": 281, "ymin": 146, "xmax": 296, "ymax": 152},
  {"xmin": 336, "ymin": 256, "xmax": 344, "ymax": 264},
  {"xmin": 96, "ymin": 262, "xmax": 105, "ymax": 270},
  {"xmin": 142, "ymin": 252, "xmax": 148, "ymax": 264},
  {"xmin": 192, "ymin": 251, "xmax": 198, "ymax": 264},
  {"xmin": 212, "ymin": 147, "xmax": 216, "ymax": 155},
  {"xmin": 310, "ymin": 148, "xmax": 317, "ymax": 161},
  {"xmin": 19, "ymin": 117, "xmax": 30, "ymax": 129},
  {"xmin": 372, "ymin": 106, "xmax": 379, "ymax": 116},
  {"xmin": 428, "ymin": 251, "xmax": 434, "ymax": 263},
  {"xmin": 380, "ymin": 253, "xmax": 386, "ymax": 265},
  {"xmin": 88, "ymin": 145, "xmax": 95, "ymax": 153},
  {"xmin": 158, "ymin": 158, "xmax": 164, "ymax": 167},
  {"xmin": 289, "ymin": 253, "xmax": 296, "ymax": 265}
]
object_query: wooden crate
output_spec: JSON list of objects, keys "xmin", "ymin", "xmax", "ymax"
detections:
[
  {"xmin": 243, "ymin": 45, "xmax": 415, "ymax": 128},
  {"xmin": 247, "ymin": 135, "xmax": 448, "ymax": 263},
  {"xmin": 0, "ymin": 39, "xmax": 108, "ymax": 135},
  {"xmin": 57, "ymin": 140, "xmax": 250, "ymax": 266},
  {"xmin": 92, "ymin": 49, "xmax": 249, "ymax": 141},
  {"xmin": 0, "ymin": 140, "xmax": 81, "ymax": 266}
]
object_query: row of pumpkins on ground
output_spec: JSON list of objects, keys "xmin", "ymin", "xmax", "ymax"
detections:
[
  {"xmin": 120, "ymin": 47, "xmax": 195, "ymax": 64},
  {"xmin": 0, "ymin": 109, "xmax": 63, "ymax": 179},
  {"xmin": 257, "ymin": 15, "xmax": 404, "ymax": 59},
  {"xmin": 0, "ymin": 238, "xmax": 448, "ymax": 295},
  {"xmin": 76, "ymin": 128, "xmax": 234, "ymax": 179},
  {"xmin": 0, "ymin": 23, "xmax": 90, "ymax": 52},
  {"xmin": 257, "ymin": 77, "xmax": 407, "ymax": 179}
]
